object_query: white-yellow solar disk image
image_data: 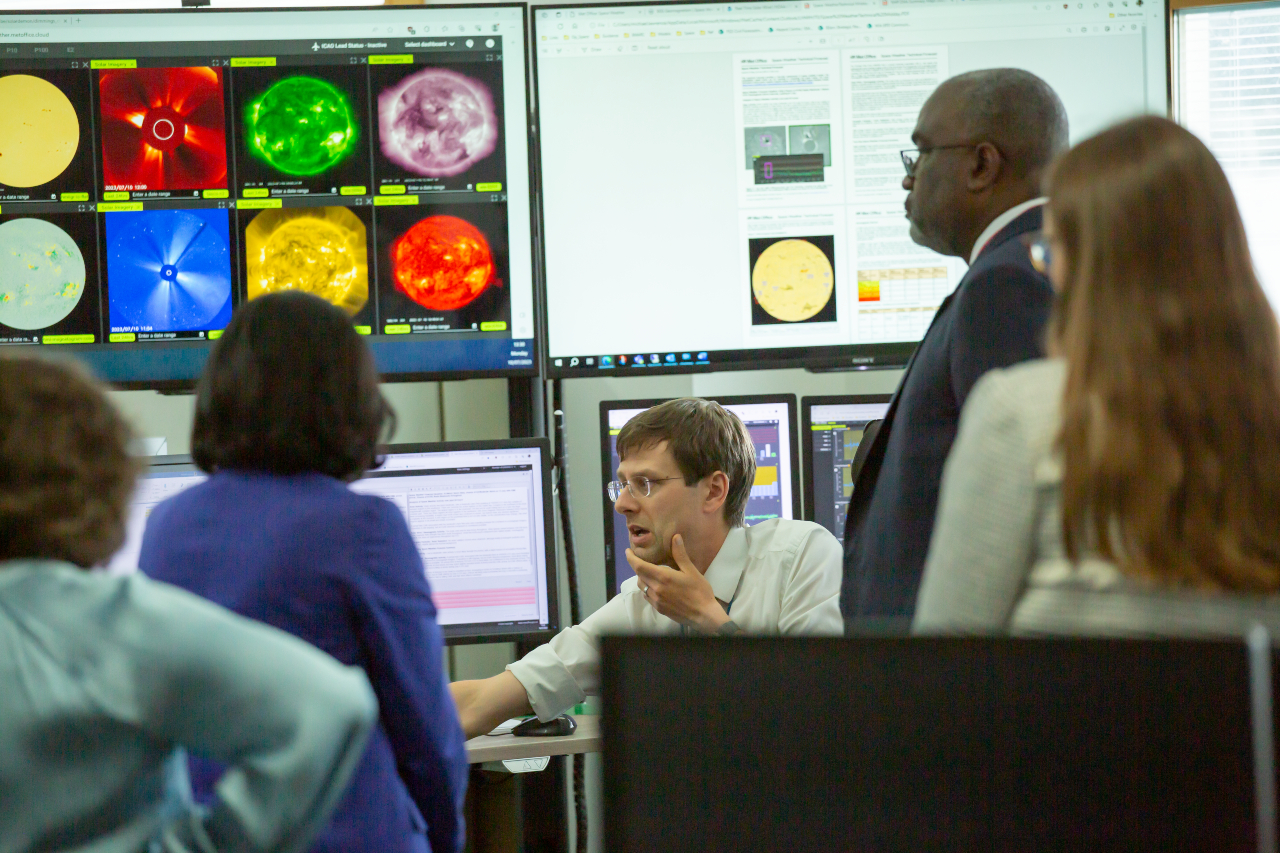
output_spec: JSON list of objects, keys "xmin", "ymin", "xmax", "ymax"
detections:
[
  {"xmin": 0, "ymin": 75, "xmax": 80, "ymax": 188},
  {"xmin": 751, "ymin": 239, "xmax": 834, "ymax": 323}
]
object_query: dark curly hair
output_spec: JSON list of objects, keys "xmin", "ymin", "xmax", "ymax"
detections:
[
  {"xmin": 192, "ymin": 291, "xmax": 395, "ymax": 481},
  {"xmin": 0, "ymin": 355, "xmax": 141, "ymax": 568}
]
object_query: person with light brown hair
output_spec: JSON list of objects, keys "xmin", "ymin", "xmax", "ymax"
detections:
[
  {"xmin": 449, "ymin": 398, "xmax": 842, "ymax": 739},
  {"xmin": 0, "ymin": 354, "xmax": 378, "ymax": 853},
  {"xmin": 913, "ymin": 115, "xmax": 1280, "ymax": 636}
]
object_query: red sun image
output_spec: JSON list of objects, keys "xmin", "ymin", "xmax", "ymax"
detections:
[
  {"xmin": 98, "ymin": 66, "xmax": 227, "ymax": 192},
  {"xmin": 391, "ymin": 215, "xmax": 501, "ymax": 312}
]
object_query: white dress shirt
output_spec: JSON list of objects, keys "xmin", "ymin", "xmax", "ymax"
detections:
[
  {"xmin": 507, "ymin": 518, "xmax": 843, "ymax": 720},
  {"xmin": 968, "ymin": 197, "xmax": 1047, "ymax": 265}
]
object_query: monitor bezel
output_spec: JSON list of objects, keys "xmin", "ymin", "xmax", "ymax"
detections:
[
  {"xmin": 531, "ymin": 0, "xmax": 1174, "ymax": 379},
  {"xmin": 145, "ymin": 453, "xmax": 196, "ymax": 469},
  {"xmin": 799, "ymin": 393, "xmax": 892, "ymax": 528},
  {"xmin": 598, "ymin": 393, "xmax": 801, "ymax": 598},
  {"xmin": 0, "ymin": 3, "xmax": 542, "ymax": 390},
  {"xmin": 376, "ymin": 436, "xmax": 560, "ymax": 645}
]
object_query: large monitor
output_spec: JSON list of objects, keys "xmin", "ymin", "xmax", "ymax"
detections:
[
  {"xmin": 535, "ymin": 0, "xmax": 1169, "ymax": 377},
  {"xmin": 802, "ymin": 393, "xmax": 891, "ymax": 538},
  {"xmin": 109, "ymin": 439, "xmax": 557, "ymax": 644},
  {"xmin": 600, "ymin": 394, "xmax": 799, "ymax": 595},
  {"xmin": 602, "ymin": 636, "xmax": 1267, "ymax": 853},
  {"xmin": 0, "ymin": 5, "xmax": 536, "ymax": 388}
]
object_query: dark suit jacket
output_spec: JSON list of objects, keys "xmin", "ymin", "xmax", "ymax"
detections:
[
  {"xmin": 841, "ymin": 206, "xmax": 1053, "ymax": 622},
  {"xmin": 140, "ymin": 471, "xmax": 469, "ymax": 853}
]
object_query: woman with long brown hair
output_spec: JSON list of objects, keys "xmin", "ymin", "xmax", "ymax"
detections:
[{"xmin": 913, "ymin": 115, "xmax": 1280, "ymax": 635}]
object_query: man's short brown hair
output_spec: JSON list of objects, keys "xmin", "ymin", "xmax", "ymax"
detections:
[
  {"xmin": 0, "ymin": 356, "xmax": 141, "ymax": 568},
  {"xmin": 616, "ymin": 398, "xmax": 756, "ymax": 527}
]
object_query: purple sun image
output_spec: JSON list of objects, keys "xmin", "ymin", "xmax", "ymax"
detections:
[{"xmin": 378, "ymin": 68, "xmax": 498, "ymax": 178}]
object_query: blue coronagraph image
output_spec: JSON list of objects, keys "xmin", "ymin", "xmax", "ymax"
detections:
[{"xmin": 105, "ymin": 207, "xmax": 232, "ymax": 333}]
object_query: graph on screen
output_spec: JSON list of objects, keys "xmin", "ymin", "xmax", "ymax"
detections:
[{"xmin": 803, "ymin": 396, "xmax": 891, "ymax": 538}]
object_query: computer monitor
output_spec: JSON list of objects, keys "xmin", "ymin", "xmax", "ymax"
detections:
[
  {"xmin": 600, "ymin": 395, "xmax": 799, "ymax": 595},
  {"xmin": 602, "ymin": 636, "xmax": 1267, "ymax": 853},
  {"xmin": 535, "ymin": 0, "xmax": 1168, "ymax": 378},
  {"xmin": 802, "ymin": 393, "xmax": 891, "ymax": 538},
  {"xmin": 108, "ymin": 439, "xmax": 557, "ymax": 643},
  {"xmin": 106, "ymin": 454, "xmax": 205, "ymax": 576},
  {"xmin": 352, "ymin": 439, "xmax": 558, "ymax": 643},
  {"xmin": 0, "ymin": 5, "xmax": 536, "ymax": 388}
]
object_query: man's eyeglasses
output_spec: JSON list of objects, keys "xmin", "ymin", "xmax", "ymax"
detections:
[
  {"xmin": 1023, "ymin": 231, "xmax": 1053, "ymax": 275},
  {"xmin": 899, "ymin": 143, "xmax": 987, "ymax": 178},
  {"xmin": 606, "ymin": 476, "xmax": 682, "ymax": 501}
]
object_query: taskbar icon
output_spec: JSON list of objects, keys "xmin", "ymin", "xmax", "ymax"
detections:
[{"xmin": 555, "ymin": 351, "xmax": 713, "ymax": 370}]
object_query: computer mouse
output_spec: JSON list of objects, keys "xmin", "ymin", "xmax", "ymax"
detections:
[{"xmin": 512, "ymin": 714, "xmax": 577, "ymax": 737}]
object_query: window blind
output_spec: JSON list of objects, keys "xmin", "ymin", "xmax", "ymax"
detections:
[{"xmin": 1178, "ymin": 2, "xmax": 1280, "ymax": 302}]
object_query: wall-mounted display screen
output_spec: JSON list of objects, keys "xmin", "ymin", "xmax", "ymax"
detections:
[
  {"xmin": 0, "ymin": 5, "xmax": 536, "ymax": 387},
  {"xmin": 536, "ymin": 0, "xmax": 1168, "ymax": 377},
  {"xmin": 599, "ymin": 395, "xmax": 799, "ymax": 596},
  {"xmin": 801, "ymin": 394, "xmax": 891, "ymax": 539}
]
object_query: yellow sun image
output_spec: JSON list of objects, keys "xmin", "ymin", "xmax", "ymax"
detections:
[
  {"xmin": 245, "ymin": 207, "xmax": 368, "ymax": 315},
  {"xmin": 751, "ymin": 239, "xmax": 833, "ymax": 322},
  {"xmin": 0, "ymin": 74, "xmax": 80, "ymax": 188}
]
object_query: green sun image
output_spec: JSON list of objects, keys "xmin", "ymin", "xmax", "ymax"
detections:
[{"xmin": 245, "ymin": 76, "xmax": 358, "ymax": 177}]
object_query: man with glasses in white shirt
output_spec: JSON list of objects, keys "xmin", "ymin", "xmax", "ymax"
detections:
[{"xmin": 449, "ymin": 398, "xmax": 842, "ymax": 738}]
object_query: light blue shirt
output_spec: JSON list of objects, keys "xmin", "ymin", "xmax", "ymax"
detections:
[{"xmin": 0, "ymin": 560, "xmax": 377, "ymax": 853}]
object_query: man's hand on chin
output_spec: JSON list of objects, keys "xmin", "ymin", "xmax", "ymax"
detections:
[{"xmin": 626, "ymin": 533, "xmax": 731, "ymax": 633}]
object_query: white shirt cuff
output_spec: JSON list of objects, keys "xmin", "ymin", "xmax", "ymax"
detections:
[{"xmin": 506, "ymin": 643, "xmax": 586, "ymax": 722}]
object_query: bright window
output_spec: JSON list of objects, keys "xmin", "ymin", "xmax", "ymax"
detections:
[{"xmin": 1177, "ymin": 1, "xmax": 1280, "ymax": 305}]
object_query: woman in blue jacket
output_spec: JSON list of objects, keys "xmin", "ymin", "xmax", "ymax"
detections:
[{"xmin": 140, "ymin": 291, "xmax": 468, "ymax": 853}]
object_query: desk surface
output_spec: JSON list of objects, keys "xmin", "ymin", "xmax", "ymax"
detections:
[{"xmin": 465, "ymin": 715, "xmax": 601, "ymax": 764}]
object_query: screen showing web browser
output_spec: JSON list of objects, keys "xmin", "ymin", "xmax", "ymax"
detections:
[
  {"xmin": 109, "ymin": 443, "xmax": 553, "ymax": 640},
  {"xmin": 354, "ymin": 445, "xmax": 553, "ymax": 635},
  {"xmin": 537, "ymin": 0, "xmax": 1166, "ymax": 376}
]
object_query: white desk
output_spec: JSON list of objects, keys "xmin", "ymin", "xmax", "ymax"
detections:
[{"xmin": 464, "ymin": 715, "xmax": 601, "ymax": 764}]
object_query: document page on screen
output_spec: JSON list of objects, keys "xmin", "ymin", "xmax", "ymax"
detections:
[
  {"xmin": 353, "ymin": 447, "xmax": 552, "ymax": 630},
  {"xmin": 106, "ymin": 468, "xmax": 207, "ymax": 575},
  {"xmin": 109, "ymin": 447, "xmax": 551, "ymax": 637},
  {"xmin": 537, "ymin": 0, "xmax": 1167, "ymax": 374}
]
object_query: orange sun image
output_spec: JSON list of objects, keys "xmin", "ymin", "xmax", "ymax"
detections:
[{"xmin": 391, "ymin": 215, "xmax": 501, "ymax": 312}]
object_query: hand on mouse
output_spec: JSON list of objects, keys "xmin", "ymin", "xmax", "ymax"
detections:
[{"xmin": 626, "ymin": 534, "xmax": 731, "ymax": 634}]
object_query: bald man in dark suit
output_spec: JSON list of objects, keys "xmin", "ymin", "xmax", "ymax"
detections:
[{"xmin": 842, "ymin": 69, "xmax": 1068, "ymax": 626}]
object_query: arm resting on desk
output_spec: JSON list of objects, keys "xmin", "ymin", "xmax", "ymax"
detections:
[{"xmin": 450, "ymin": 671, "xmax": 533, "ymax": 740}]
